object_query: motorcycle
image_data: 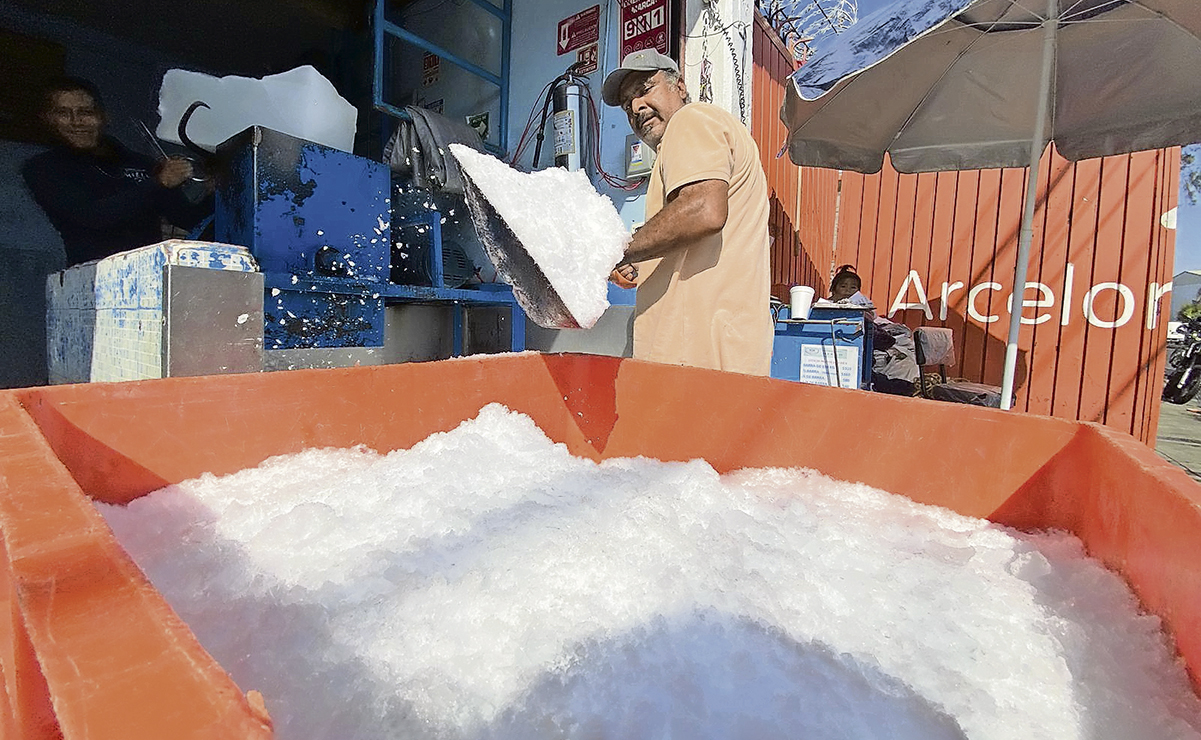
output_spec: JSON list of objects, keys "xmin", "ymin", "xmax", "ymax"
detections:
[{"xmin": 1163, "ymin": 316, "xmax": 1201, "ymax": 404}]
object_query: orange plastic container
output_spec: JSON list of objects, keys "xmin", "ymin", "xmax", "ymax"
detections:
[{"xmin": 2, "ymin": 353, "xmax": 1199, "ymax": 739}]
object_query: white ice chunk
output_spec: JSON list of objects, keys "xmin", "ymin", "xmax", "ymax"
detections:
[
  {"xmin": 449, "ymin": 145, "xmax": 629, "ymax": 329},
  {"xmin": 156, "ymin": 66, "xmax": 357, "ymax": 153}
]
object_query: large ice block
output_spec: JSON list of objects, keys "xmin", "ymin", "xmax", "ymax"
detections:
[{"xmin": 156, "ymin": 66, "xmax": 357, "ymax": 154}]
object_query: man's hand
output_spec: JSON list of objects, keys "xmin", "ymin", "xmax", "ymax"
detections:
[
  {"xmin": 156, "ymin": 157, "xmax": 194, "ymax": 189},
  {"xmin": 610, "ymin": 263, "xmax": 638, "ymax": 288}
]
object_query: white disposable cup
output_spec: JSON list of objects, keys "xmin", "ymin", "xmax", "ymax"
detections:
[{"xmin": 790, "ymin": 285, "xmax": 815, "ymax": 320}]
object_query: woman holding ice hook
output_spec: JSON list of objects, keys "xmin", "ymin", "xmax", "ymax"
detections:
[{"xmin": 602, "ymin": 50, "xmax": 773, "ymax": 376}]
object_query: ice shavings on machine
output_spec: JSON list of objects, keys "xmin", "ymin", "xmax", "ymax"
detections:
[
  {"xmin": 156, "ymin": 66, "xmax": 357, "ymax": 153},
  {"xmin": 449, "ymin": 144, "xmax": 629, "ymax": 329},
  {"xmin": 97, "ymin": 405, "xmax": 1201, "ymax": 740}
]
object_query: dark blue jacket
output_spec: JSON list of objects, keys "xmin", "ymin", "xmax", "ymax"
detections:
[{"xmin": 22, "ymin": 137, "xmax": 211, "ymax": 267}]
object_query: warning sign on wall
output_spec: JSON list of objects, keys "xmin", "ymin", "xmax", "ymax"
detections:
[
  {"xmin": 557, "ymin": 5, "xmax": 600, "ymax": 55},
  {"xmin": 422, "ymin": 52, "xmax": 439, "ymax": 87},
  {"xmin": 575, "ymin": 43, "xmax": 598, "ymax": 75},
  {"xmin": 619, "ymin": 0, "xmax": 669, "ymax": 57}
]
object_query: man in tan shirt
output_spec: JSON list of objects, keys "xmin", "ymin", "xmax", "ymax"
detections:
[{"xmin": 602, "ymin": 50, "xmax": 773, "ymax": 376}]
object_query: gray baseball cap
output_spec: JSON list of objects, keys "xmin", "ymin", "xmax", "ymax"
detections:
[{"xmin": 601, "ymin": 49, "xmax": 680, "ymax": 107}]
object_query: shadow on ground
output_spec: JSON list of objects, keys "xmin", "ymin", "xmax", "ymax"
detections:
[{"xmin": 1155, "ymin": 400, "xmax": 1201, "ymax": 481}]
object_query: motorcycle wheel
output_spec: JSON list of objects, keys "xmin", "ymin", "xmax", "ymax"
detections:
[
  {"xmin": 1166, "ymin": 346, "xmax": 1187, "ymax": 374},
  {"xmin": 1164, "ymin": 364, "xmax": 1201, "ymax": 404}
]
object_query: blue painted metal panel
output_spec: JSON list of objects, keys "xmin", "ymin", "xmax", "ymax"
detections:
[
  {"xmin": 212, "ymin": 126, "xmax": 526, "ymax": 353},
  {"xmin": 47, "ymin": 241, "xmax": 258, "ymax": 382},
  {"xmin": 771, "ymin": 306, "xmax": 873, "ymax": 389},
  {"xmin": 499, "ymin": 0, "xmax": 510, "ymax": 147},
  {"xmin": 263, "ymin": 283, "xmax": 385, "ymax": 351},
  {"xmin": 215, "ymin": 127, "xmax": 390, "ymax": 281},
  {"xmin": 215, "ymin": 127, "xmax": 390, "ymax": 349},
  {"xmin": 373, "ymin": 0, "xmax": 387, "ymax": 123}
]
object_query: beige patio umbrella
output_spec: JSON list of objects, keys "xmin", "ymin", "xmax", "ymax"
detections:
[{"xmin": 781, "ymin": 0, "xmax": 1201, "ymax": 409}]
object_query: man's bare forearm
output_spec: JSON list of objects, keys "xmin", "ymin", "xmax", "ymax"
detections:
[{"xmin": 620, "ymin": 179, "xmax": 728, "ymax": 265}]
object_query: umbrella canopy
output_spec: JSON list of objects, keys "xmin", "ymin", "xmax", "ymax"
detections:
[
  {"xmin": 758, "ymin": 0, "xmax": 860, "ymax": 65},
  {"xmin": 780, "ymin": 0, "xmax": 1201, "ymax": 409},
  {"xmin": 783, "ymin": 0, "xmax": 1201, "ymax": 174}
]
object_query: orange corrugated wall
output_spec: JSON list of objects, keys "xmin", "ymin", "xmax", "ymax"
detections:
[
  {"xmin": 751, "ymin": 14, "xmax": 1178, "ymax": 444},
  {"xmin": 751, "ymin": 14, "xmax": 839, "ymax": 301}
]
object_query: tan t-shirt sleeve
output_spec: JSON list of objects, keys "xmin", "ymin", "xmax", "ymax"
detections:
[{"xmin": 656, "ymin": 106, "xmax": 735, "ymax": 196}]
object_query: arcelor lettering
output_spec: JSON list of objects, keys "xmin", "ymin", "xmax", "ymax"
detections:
[
  {"xmin": 1147, "ymin": 282, "xmax": 1171, "ymax": 330},
  {"xmin": 885, "ymin": 262, "xmax": 1171, "ymax": 332},
  {"xmin": 940, "ymin": 281, "xmax": 965, "ymax": 321},
  {"xmin": 1083, "ymin": 282, "xmax": 1135, "ymax": 329},
  {"xmin": 967, "ymin": 283, "xmax": 1002, "ymax": 323},
  {"xmin": 1061, "ymin": 263, "xmax": 1074, "ymax": 326},
  {"xmin": 887, "ymin": 270, "xmax": 933, "ymax": 320},
  {"xmin": 1008, "ymin": 283, "xmax": 1055, "ymax": 326}
]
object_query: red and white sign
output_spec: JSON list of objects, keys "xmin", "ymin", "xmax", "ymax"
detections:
[
  {"xmin": 557, "ymin": 5, "xmax": 600, "ymax": 55},
  {"xmin": 422, "ymin": 52, "xmax": 440, "ymax": 87},
  {"xmin": 619, "ymin": 0, "xmax": 669, "ymax": 57},
  {"xmin": 575, "ymin": 44, "xmax": 599, "ymax": 75}
]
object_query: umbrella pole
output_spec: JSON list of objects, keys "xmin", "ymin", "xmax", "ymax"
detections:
[{"xmin": 1000, "ymin": 0, "xmax": 1058, "ymax": 411}]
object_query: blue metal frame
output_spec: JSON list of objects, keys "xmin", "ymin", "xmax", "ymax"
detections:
[
  {"xmin": 373, "ymin": 0, "xmax": 511, "ymax": 154},
  {"xmin": 261, "ymin": 272, "xmax": 527, "ymax": 354},
  {"xmin": 367, "ymin": 0, "xmax": 522, "ymax": 355}
]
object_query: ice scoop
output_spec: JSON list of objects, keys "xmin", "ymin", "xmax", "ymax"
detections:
[
  {"xmin": 450, "ymin": 144, "xmax": 630, "ymax": 330},
  {"xmin": 460, "ymin": 169, "xmax": 579, "ymax": 328}
]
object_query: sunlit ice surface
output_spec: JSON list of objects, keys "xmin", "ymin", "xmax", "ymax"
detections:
[
  {"xmin": 98, "ymin": 404, "xmax": 1201, "ymax": 740},
  {"xmin": 449, "ymin": 144, "xmax": 628, "ymax": 329}
]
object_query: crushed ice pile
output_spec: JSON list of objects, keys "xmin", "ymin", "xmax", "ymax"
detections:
[
  {"xmin": 449, "ymin": 145, "xmax": 628, "ymax": 329},
  {"xmin": 98, "ymin": 404, "xmax": 1201, "ymax": 740}
]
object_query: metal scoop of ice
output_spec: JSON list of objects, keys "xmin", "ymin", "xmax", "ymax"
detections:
[
  {"xmin": 451, "ymin": 145, "xmax": 629, "ymax": 330},
  {"xmin": 460, "ymin": 169, "xmax": 578, "ymax": 328}
]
